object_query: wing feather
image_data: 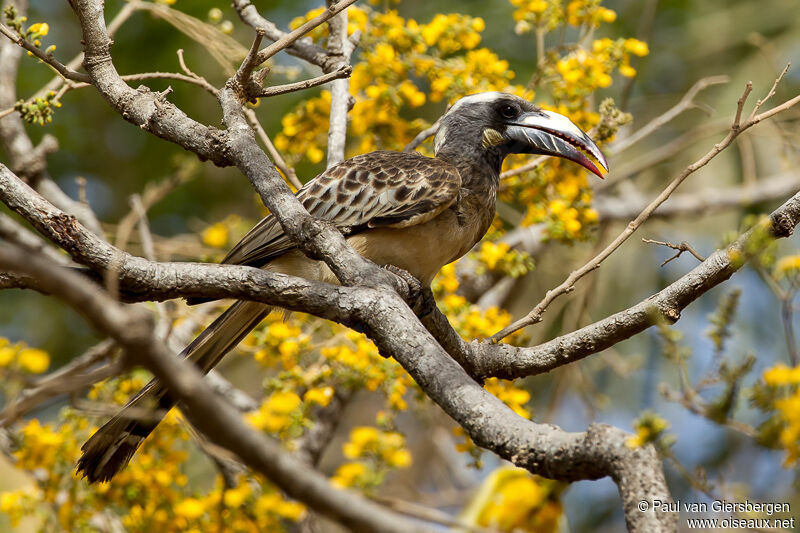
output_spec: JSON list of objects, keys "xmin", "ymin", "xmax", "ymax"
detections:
[{"xmin": 221, "ymin": 151, "xmax": 461, "ymax": 268}]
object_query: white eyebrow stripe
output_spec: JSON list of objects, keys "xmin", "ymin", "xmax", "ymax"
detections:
[{"xmin": 446, "ymin": 92, "xmax": 505, "ymax": 115}]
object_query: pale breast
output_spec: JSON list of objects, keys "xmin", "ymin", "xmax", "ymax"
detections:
[{"xmin": 264, "ymin": 209, "xmax": 486, "ymax": 286}]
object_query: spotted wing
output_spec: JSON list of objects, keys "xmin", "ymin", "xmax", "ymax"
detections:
[{"xmin": 221, "ymin": 151, "xmax": 461, "ymax": 268}]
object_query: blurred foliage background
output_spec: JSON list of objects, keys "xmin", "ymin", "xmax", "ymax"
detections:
[{"xmin": 1, "ymin": 0, "xmax": 800, "ymax": 531}]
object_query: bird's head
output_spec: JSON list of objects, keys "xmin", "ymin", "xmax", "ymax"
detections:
[{"xmin": 434, "ymin": 92, "xmax": 608, "ymax": 178}]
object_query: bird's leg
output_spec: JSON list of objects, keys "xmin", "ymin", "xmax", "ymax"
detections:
[{"xmin": 381, "ymin": 265, "xmax": 436, "ymax": 318}]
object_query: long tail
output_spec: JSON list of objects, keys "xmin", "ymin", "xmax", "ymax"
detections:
[{"xmin": 76, "ymin": 300, "xmax": 270, "ymax": 483}]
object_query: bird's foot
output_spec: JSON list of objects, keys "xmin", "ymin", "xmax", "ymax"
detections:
[{"xmin": 381, "ymin": 265, "xmax": 436, "ymax": 318}]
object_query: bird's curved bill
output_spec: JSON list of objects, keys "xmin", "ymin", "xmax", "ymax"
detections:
[{"xmin": 506, "ymin": 110, "xmax": 609, "ymax": 178}]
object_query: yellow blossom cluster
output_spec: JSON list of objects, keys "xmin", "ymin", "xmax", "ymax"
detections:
[
  {"xmin": 275, "ymin": 6, "xmax": 523, "ymax": 163},
  {"xmin": 476, "ymin": 241, "xmax": 535, "ymax": 277},
  {"xmin": 343, "ymin": 426, "xmax": 412, "ymax": 467},
  {"xmin": 511, "ymin": 0, "xmax": 617, "ymax": 34},
  {"xmin": 0, "ymin": 337, "xmax": 50, "ymax": 373},
  {"xmin": 250, "ymin": 313, "xmax": 312, "ymax": 370},
  {"xmin": 626, "ymin": 411, "xmax": 670, "ymax": 448},
  {"xmin": 332, "ymin": 424, "xmax": 411, "ymax": 489},
  {"xmin": 461, "ymin": 467, "xmax": 565, "ymax": 533},
  {"xmin": 434, "ymin": 289, "xmax": 523, "ymax": 343},
  {"xmin": 247, "ymin": 390, "xmax": 304, "ymax": 435},
  {"xmin": 200, "ymin": 214, "xmax": 249, "ymax": 253},
  {"xmin": 755, "ymin": 364, "xmax": 800, "ymax": 466},
  {"xmin": 774, "ymin": 254, "xmax": 800, "ymax": 285},
  {"xmin": 1, "ymin": 377, "xmax": 306, "ymax": 532},
  {"xmin": 551, "ymin": 37, "xmax": 648, "ymax": 100}
]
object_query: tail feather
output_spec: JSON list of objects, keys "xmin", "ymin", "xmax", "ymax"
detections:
[{"xmin": 77, "ymin": 300, "xmax": 270, "ymax": 483}]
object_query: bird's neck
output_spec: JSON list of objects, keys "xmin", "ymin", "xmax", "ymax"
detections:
[{"xmin": 435, "ymin": 145, "xmax": 502, "ymax": 197}]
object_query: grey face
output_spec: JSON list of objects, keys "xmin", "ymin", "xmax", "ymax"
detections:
[{"xmin": 436, "ymin": 92, "xmax": 609, "ymax": 178}]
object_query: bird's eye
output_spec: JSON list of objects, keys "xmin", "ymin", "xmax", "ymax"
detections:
[{"xmin": 499, "ymin": 104, "xmax": 517, "ymax": 119}]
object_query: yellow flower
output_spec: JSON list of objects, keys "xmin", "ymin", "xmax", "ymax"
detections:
[
  {"xmin": 565, "ymin": 218, "xmax": 581, "ymax": 234},
  {"xmin": 307, "ymin": 146, "xmax": 324, "ymax": 163},
  {"xmin": 619, "ymin": 64, "xmax": 636, "ymax": 78},
  {"xmin": 267, "ymin": 391, "xmax": 302, "ymax": 414},
  {"xmin": 0, "ymin": 346, "xmax": 15, "ymax": 367},
  {"xmin": 764, "ymin": 364, "xmax": 800, "ymax": 386},
  {"xmin": 28, "ymin": 23, "xmax": 49, "ymax": 37},
  {"xmin": 18, "ymin": 348, "xmax": 49, "ymax": 373},
  {"xmin": 598, "ymin": 7, "xmax": 617, "ymax": 23},
  {"xmin": 202, "ymin": 222, "xmax": 228, "ymax": 248},
  {"xmin": 479, "ymin": 241, "xmax": 510, "ymax": 270},
  {"xmin": 351, "ymin": 426, "xmax": 380, "ymax": 448},
  {"xmin": 626, "ymin": 412, "xmax": 669, "ymax": 448},
  {"xmin": 775, "ymin": 255, "xmax": 800, "ymax": 279},
  {"xmin": 625, "ymin": 38, "xmax": 649, "ymax": 56},
  {"xmin": 387, "ymin": 448, "xmax": 412, "ymax": 468},
  {"xmin": 331, "ymin": 462, "xmax": 367, "ymax": 488},
  {"xmin": 223, "ymin": 484, "xmax": 251, "ymax": 507},
  {"xmin": 304, "ymin": 386, "xmax": 334, "ymax": 407},
  {"xmin": 548, "ymin": 199, "xmax": 567, "ymax": 215},
  {"xmin": 175, "ymin": 498, "xmax": 205, "ymax": 519}
]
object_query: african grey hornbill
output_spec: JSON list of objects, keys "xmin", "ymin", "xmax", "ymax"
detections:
[{"xmin": 77, "ymin": 92, "xmax": 608, "ymax": 482}]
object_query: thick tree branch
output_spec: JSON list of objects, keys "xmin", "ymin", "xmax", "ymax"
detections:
[
  {"xmin": 37, "ymin": 4, "xmax": 680, "ymax": 529},
  {"xmin": 466, "ymin": 189, "xmax": 800, "ymax": 381},
  {"xmin": 69, "ymin": 1, "xmax": 232, "ymax": 167},
  {"xmin": 1, "ymin": 147, "xmax": 675, "ymax": 532},
  {"xmin": 325, "ymin": 0, "xmax": 357, "ymax": 168},
  {"xmin": 0, "ymin": 243, "xmax": 428, "ymax": 533}
]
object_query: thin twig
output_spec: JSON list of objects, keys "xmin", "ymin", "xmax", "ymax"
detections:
[
  {"xmin": 259, "ymin": 64, "xmax": 352, "ymax": 98},
  {"xmin": 489, "ymin": 71, "xmax": 800, "ymax": 342},
  {"xmin": 642, "ymin": 238, "xmax": 706, "ymax": 266},
  {"xmin": 733, "ymin": 81, "xmax": 753, "ymax": 130},
  {"xmin": 781, "ymin": 298, "xmax": 799, "ymax": 366},
  {"xmin": 233, "ymin": 28, "xmax": 266, "ymax": 94},
  {"xmin": 403, "ymin": 118, "xmax": 441, "ymax": 153},
  {"xmin": 612, "ymin": 75, "xmax": 730, "ymax": 154},
  {"xmin": 325, "ymin": 0, "xmax": 357, "ymax": 168},
  {"xmin": 749, "ymin": 62, "xmax": 790, "ymax": 120},
  {"xmin": 255, "ymin": 0, "xmax": 359, "ymax": 64},
  {"xmin": 499, "ymin": 155, "xmax": 548, "ymax": 180},
  {"xmin": 369, "ymin": 495, "xmax": 503, "ymax": 533},
  {"xmin": 0, "ymin": 340, "xmax": 120, "ymax": 426},
  {"xmin": 0, "ymin": 23, "xmax": 91, "ymax": 82}
]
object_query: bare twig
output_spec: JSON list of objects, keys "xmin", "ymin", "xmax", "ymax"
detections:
[
  {"xmin": 489, "ymin": 72, "xmax": 800, "ymax": 342},
  {"xmin": 0, "ymin": 340, "xmax": 120, "ymax": 426},
  {"xmin": 642, "ymin": 238, "xmax": 706, "ymax": 266},
  {"xmin": 403, "ymin": 118, "xmax": 441, "ymax": 153},
  {"xmin": 370, "ymin": 495, "xmax": 502, "ymax": 533},
  {"xmin": 749, "ymin": 62, "xmax": 790, "ymax": 120},
  {"xmin": 255, "ymin": 0, "xmax": 359, "ymax": 65},
  {"xmin": 325, "ymin": 1, "xmax": 358, "ymax": 168},
  {"xmin": 499, "ymin": 155, "xmax": 548, "ymax": 180},
  {"xmin": 733, "ymin": 81, "xmax": 753, "ymax": 130},
  {"xmin": 612, "ymin": 75, "xmax": 730, "ymax": 154},
  {"xmin": 239, "ymin": 29, "xmax": 266, "ymax": 81},
  {"xmin": 0, "ymin": 22, "xmax": 91, "ymax": 82},
  {"xmin": 260, "ymin": 64, "xmax": 352, "ymax": 98},
  {"xmin": 231, "ymin": 0, "xmax": 343, "ymax": 73}
]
